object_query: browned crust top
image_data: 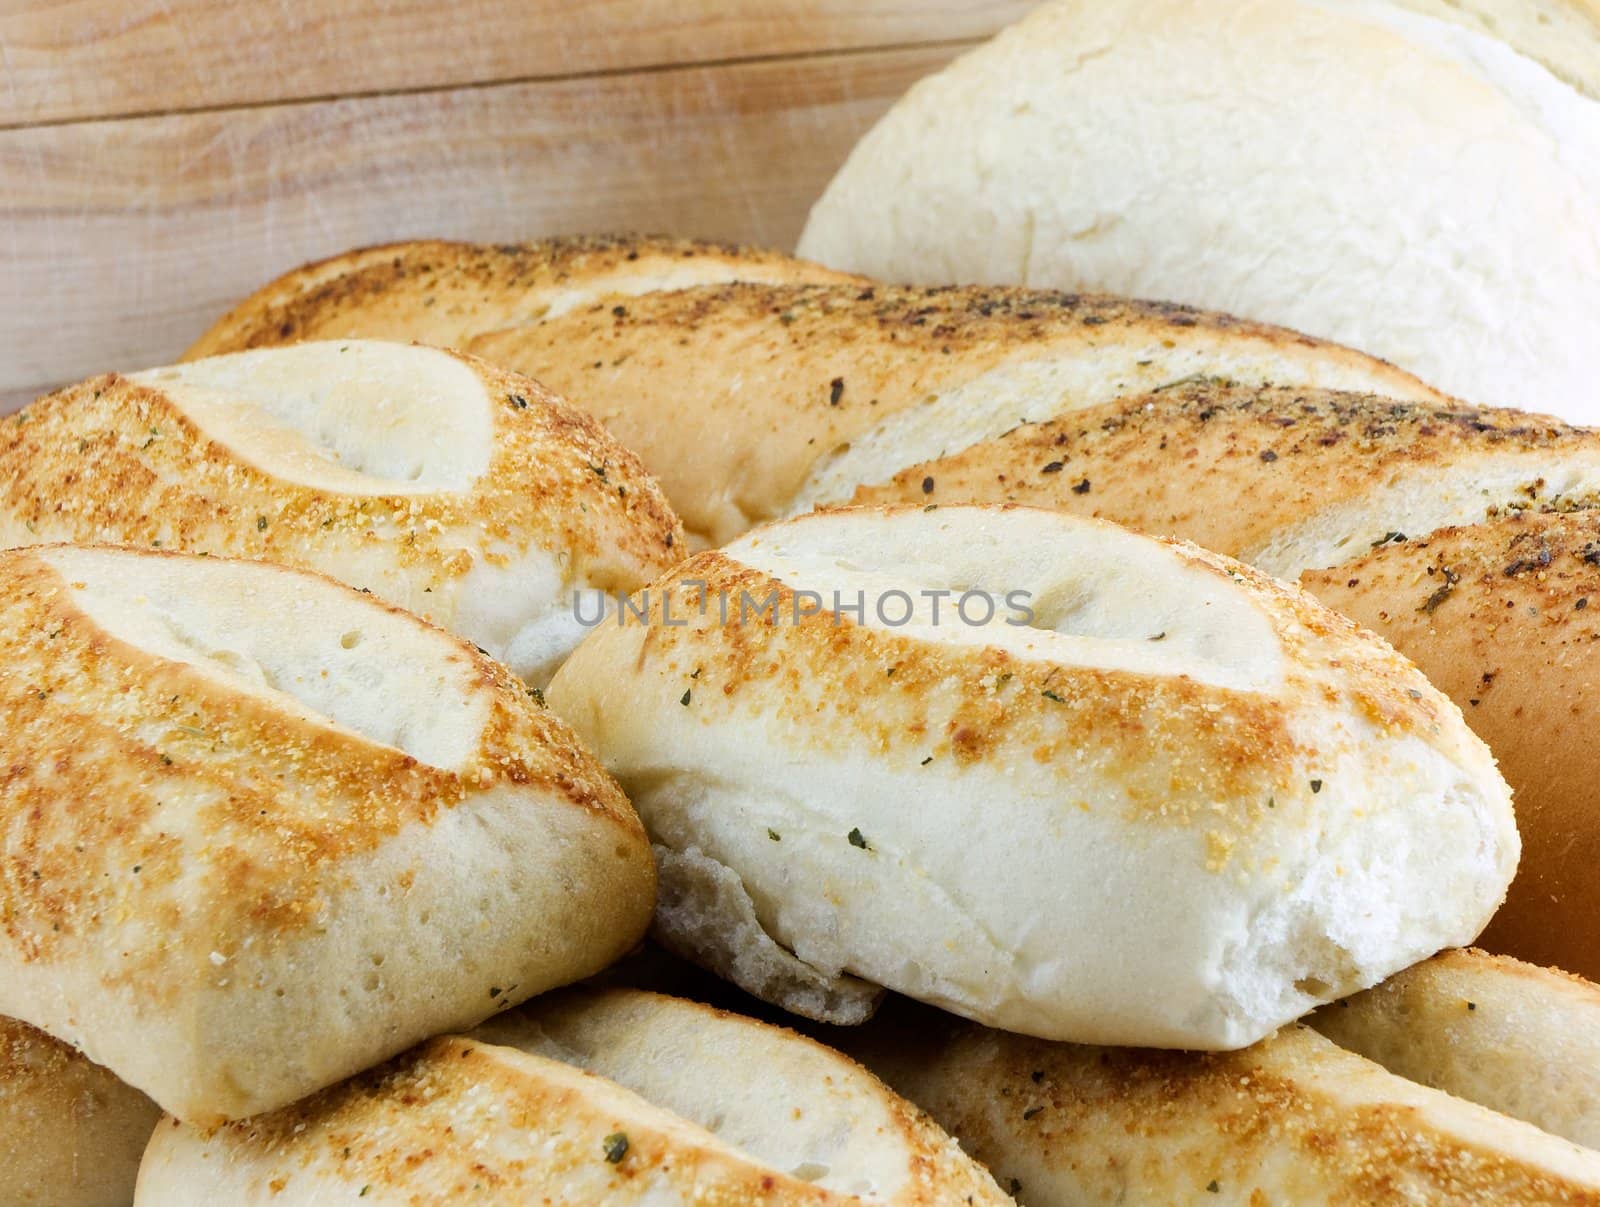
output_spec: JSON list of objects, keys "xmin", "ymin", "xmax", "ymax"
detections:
[
  {"xmin": 178, "ymin": 1034, "xmax": 842, "ymax": 1204},
  {"xmin": 0, "ymin": 350, "xmax": 682, "ymax": 594},
  {"xmin": 186, "ymin": 235, "xmax": 856, "ymax": 358},
  {"xmin": 855, "ymin": 383, "xmax": 1600, "ymax": 558},
  {"xmin": 568, "ymin": 517, "xmax": 1458, "ymax": 857}
]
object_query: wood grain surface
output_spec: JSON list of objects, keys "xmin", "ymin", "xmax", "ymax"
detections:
[{"xmin": 0, "ymin": 2, "xmax": 1031, "ymax": 408}]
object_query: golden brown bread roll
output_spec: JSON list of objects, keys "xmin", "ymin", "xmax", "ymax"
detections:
[
  {"xmin": 547, "ymin": 504, "xmax": 1516, "ymax": 1047},
  {"xmin": 0, "ymin": 544, "xmax": 654, "ymax": 1124}
]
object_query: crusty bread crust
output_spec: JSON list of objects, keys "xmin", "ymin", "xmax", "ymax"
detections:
[
  {"xmin": 0, "ymin": 545, "xmax": 654, "ymax": 1123},
  {"xmin": 846, "ymin": 997, "xmax": 1600, "ymax": 1205},
  {"xmin": 0, "ymin": 1017, "xmax": 160, "ymax": 1207},
  {"xmin": 184, "ymin": 235, "xmax": 857, "ymax": 360},
  {"xmin": 1313, "ymin": 948, "xmax": 1600, "ymax": 1149},
  {"xmin": 136, "ymin": 989, "xmax": 1010, "ymax": 1205},
  {"xmin": 854, "ymin": 382, "xmax": 1600, "ymax": 577}
]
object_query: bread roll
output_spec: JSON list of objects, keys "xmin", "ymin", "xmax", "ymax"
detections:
[
  {"xmin": 134, "ymin": 988, "xmax": 1010, "ymax": 1204},
  {"xmin": 546, "ymin": 504, "xmax": 1517, "ymax": 1047},
  {"xmin": 844, "ymin": 995, "xmax": 1600, "ymax": 1206},
  {"xmin": 854, "ymin": 384, "xmax": 1600, "ymax": 980},
  {"xmin": 186, "ymin": 270, "xmax": 1447, "ymax": 548},
  {"xmin": 797, "ymin": 0, "xmax": 1600, "ymax": 421},
  {"xmin": 0, "ymin": 544, "xmax": 653, "ymax": 1124},
  {"xmin": 0, "ymin": 1017, "xmax": 160, "ymax": 1207},
  {"xmin": 1311, "ymin": 948, "xmax": 1600, "ymax": 1149},
  {"xmin": 185, "ymin": 234, "xmax": 856, "ymax": 359},
  {"xmin": 0, "ymin": 340, "xmax": 682, "ymax": 684}
]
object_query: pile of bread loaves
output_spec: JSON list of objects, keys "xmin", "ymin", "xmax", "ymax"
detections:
[
  {"xmin": 7, "ymin": 3, "xmax": 1600, "ymax": 1202},
  {"xmin": 2, "ymin": 227, "xmax": 1598, "ymax": 1204}
]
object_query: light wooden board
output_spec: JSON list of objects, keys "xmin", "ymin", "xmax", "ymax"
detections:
[
  {"xmin": 0, "ymin": 0, "xmax": 1029, "ymax": 126},
  {"xmin": 1, "ymin": 2, "xmax": 1033, "ymax": 409}
]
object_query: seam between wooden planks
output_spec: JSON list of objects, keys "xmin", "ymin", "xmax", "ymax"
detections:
[{"xmin": 0, "ymin": 34, "xmax": 984, "ymax": 134}]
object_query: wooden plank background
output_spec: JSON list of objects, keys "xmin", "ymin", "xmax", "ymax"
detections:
[{"xmin": 0, "ymin": 1, "xmax": 1034, "ymax": 408}]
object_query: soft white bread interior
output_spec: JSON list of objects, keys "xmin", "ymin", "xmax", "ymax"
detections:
[
  {"xmin": 184, "ymin": 234, "xmax": 858, "ymax": 359},
  {"xmin": 797, "ymin": 0, "xmax": 1600, "ymax": 421},
  {"xmin": 0, "ymin": 1016, "xmax": 161, "ymax": 1207},
  {"xmin": 134, "ymin": 988, "xmax": 1010, "ymax": 1205},
  {"xmin": 0, "ymin": 340, "xmax": 683, "ymax": 684},
  {"xmin": 0, "ymin": 544, "xmax": 654, "ymax": 1124},
  {"xmin": 1312, "ymin": 948, "xmax": 1600, "ymax": 1150},
  {"xmin": 547, "ymin": 504, "xmax": 1517, "ymax": 1046},
  {"xmin": 844, "ymin": 994, "xmax": 1600, "ymax": 1205}
]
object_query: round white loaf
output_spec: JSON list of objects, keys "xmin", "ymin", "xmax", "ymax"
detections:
[
  {"xmin": 0, "ymin": 544, "xmax": 655, "ymax": 1125},
  {"xmin": 0, "ymin": 340, "xmax": 684, "ymax": 685},
  {"xmin": 134, "ymin": 988, "xmax": 1009, "ymax": 1205},
  {"xmin": 798, "ymin": 0, "xmax": 1600, "ymax": 420},
  {"xmin": 546, "ymin": 505, "xmax": 1519, "ymax": 1049}
]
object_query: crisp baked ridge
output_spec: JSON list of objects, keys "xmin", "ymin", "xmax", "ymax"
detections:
[
  {"xmin": 184, "ymin": 234, "xmax": 858, "ymax": 359},
  {"xmin": 0, "ymin": 341, "xmax": 683, "ymax": 684},
  {"xmin": 854, "ymin": 382, "xmax": 1600, "ymax": 578},
  {"xmin": 0, "ymin": 1017, "xmax": 160, "ymax": 1207},
  {"xmin": 845, "ymin": 992, "xmax": 1600, "ymax": 1206},
  {"xmin": 1312, "ymin": 948, "xmax": 1600, "ymax": 1149},
  {"xmin": 1305, "ymin": 513, "xmax": 1600, "ymax": 979},
  {"xmin": 467, "ymin": 282, "xmax": 1444, "ymax": 545},
  {"xmin": 135, "ymin": 989, "xmax": 1010, "ymax": 1205},
  {"xmin": 797, "ymin": 0, "xmax": 1600, "ymax": 418},
  {"xmin": 0, "ymin": 544, "xmax": 654, "ymax": 1123},
  {"xmin": 547, "ymin": 504, "xmax": 1516, "ymax": 1047},
  {"xmin": 1371, "ymin": 0, "xmax": 1600, "ymax": 99}
]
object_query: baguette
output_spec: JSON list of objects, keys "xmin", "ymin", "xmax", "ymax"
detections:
[
  {"xmin": 189, "ymin": 273, "xmax": 1448, "ymax": 548},
  {"xmin": 184, "ymin": 234, "xmax": 856, "ymax": 360},
  {"xmin": 796, "ymin": 0, "xmax": 1600, "ymax": 419},
  {"xmin": 853, "ymin": 383, "xmax": 1600, "ymax": 979},
  {"xmin": 0, "ymin": 1017, "xmax": 160, "ymax": 1207},
  {"xmin": 843, "ymin": 990, "xmax": 1600, "ymax": 1205},
  {"xmin": 0, "ymin": 340, "xmax": 683, "ymax": 684},
  {"xmin": 1311, "ymin": 948, "xmax": 1600, "ymax": 1150},
  {"xmin": 134, "ymin": 988, "xmax": 1010, "ymax": 1204},
  {"xmin": 0, "ymin": 544, "xmax": 654, "ymax": 1124},
  {"xmin": 547, "ymin": 504, "xmax": 1516, "ymax": 1045}
]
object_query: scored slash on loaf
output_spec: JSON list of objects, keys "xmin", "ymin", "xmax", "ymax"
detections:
[
  {"xmin": 0, "ymin": 544, "xmax": 655, "ymax": 1125},
  {"xmin": 547, "ymin": 503, "xmax": 1518, "ymax": 1048},
  {"xmin": 0, "ymin": 339, "xmax": 683, "ymax": 685},
  {"xmin": 134, "ymin": 988, "xmax": 1009, "ymax": 1205}
]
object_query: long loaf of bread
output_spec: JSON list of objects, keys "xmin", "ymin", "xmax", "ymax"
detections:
[{"xmin": 184, "ymin": 247, "xmax": 1446, "ymax": 547}]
